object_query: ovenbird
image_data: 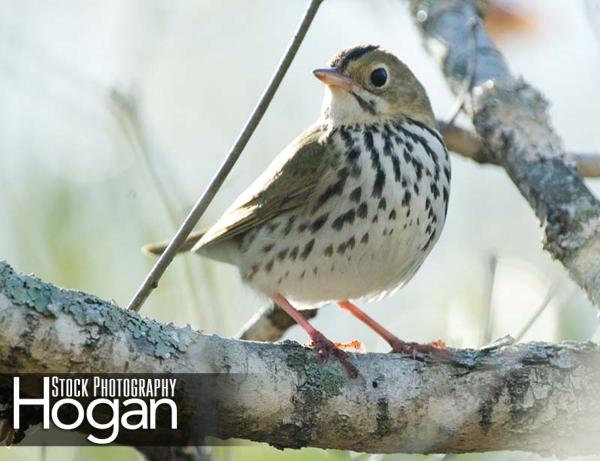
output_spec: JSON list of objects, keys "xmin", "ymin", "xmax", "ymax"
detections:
[{"xmin": 145, "ymin": 45, "xmax": 451, "ymax": 377}]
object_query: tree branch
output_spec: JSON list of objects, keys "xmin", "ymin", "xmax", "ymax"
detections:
[
  {"xmin": 411, "ymin": 0, "xmax": 600, "ymax": 308},
  {"xmin": 439, "ymin": 122, "xmax": 600, "ymax": 177},
  {"xmin": 1, "ymin": 261, "xmax": 599, "ymax": 455}
]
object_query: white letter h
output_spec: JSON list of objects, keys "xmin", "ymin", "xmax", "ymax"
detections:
[{"xmin": 13, "ymin": 377, "xmax": 50, "ymax": 429}]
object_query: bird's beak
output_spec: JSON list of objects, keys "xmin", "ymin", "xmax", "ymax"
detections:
[{"xmin": 313, "ymin": 68, "xmax": 354, "ymax": 90}]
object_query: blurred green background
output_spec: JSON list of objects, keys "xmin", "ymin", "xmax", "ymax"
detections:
[{"xmin": 1, "ymin": 0, "xmax": 600, "ymax": 459}]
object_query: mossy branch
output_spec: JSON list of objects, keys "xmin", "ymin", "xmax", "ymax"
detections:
[{"xmin": 1, "ymin": 262, "xmax": 600, "ymax": 455}]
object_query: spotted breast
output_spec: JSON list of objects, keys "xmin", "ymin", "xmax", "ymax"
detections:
[{"xmin": 224, "ymin": 118, "xmax": 450, "ymax": 307}]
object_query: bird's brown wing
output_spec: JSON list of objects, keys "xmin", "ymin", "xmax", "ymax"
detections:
[{"xmin": 192, "ymin": 124, "xmax": 328, "ymax": 252}]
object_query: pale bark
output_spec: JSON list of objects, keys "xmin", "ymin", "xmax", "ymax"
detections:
[
  {"xmin": 411, "ymin": 0, "xmax": 600, "ymax": 308},
  {"xmin": 1, "ymin": 262, "xmax": 599, "ymax": 455}
]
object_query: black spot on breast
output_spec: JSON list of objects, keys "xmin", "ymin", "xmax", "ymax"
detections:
[
  {"xmin": 422, "ymin": 230, "xmax": 437, "ymax": 252},
  {"xmin": 313, "ymin": 167, "xmax": 348, "ymax": 213},
  {"xmin": 444, "ymin": 166, "xmax": 451, "ymax": 182},
  {"xmin": 411, "ymin": 158, "xmax": 423, "ymax": 180},
  {"xmin": 373, "ymin": 170, "xmax": 385, "ymax": 198},
  {"xmin": 413, "ymin": 183, "xmax": 420, "ymax": 195},
  {"xmin": 357, "ymin": 202, "xmax": 368, "ymax": 218},
  {"xmin": 430, "ymin": 182, "xmax": 440, "ymax": 199},
  {"xmin": 340, "ymin": 126, "xmax": 354, "ymax": 148},
  {"xmin": 347, "ymin": 148, "xmax": 361, "ymax": 162},
  {"xmin": 382, "ymin": 135, "xmax": 401, "ymax": 182},
  {"xmin": 300, "ymin": 239, "xmax": 315, "ymax": 260},
  {"xmin": 391, "ymin": 156, "xmax": 401, "ymax": 183},
  {"xmin": 263, "ymin": 244, "xmax": 274, "ymax": 253},
  {"xmin": 265, "ymin": 259, "xmax": 274, "ymax": 273},
  {"xmin": 389, "ymin": 209, "xmax": 396, "ymax": 220},
  {"xmin": 383, "ymin": 134, "xmax": 393, "ymax": 157},
  {"xmin": 247, "ymin": 264, "xmax": 259, "ymax": 281},
  {"xmin": 283, "ymin": 216, "xmax": 296, "ymax": 236},
  {"xmin": 378, "ymin": 197, "xmax": 387, "ymax": 210},
  {"xmin": 298, "ymin": 222, "xmax": 309, "ymax": 233},
  {"xmin": 332, "ymin": 208, "xmax": 356, "ymax": 231},
  {"xmin": 346, "ymin": 236, "xmax": 355, "ymax": 250},
  {"xmin": 402, "ymin": 190, "xmax": 411, "ymax": 207},
  {"xmin": 349, "ymin": 186, "xmax": 362, "ymax": 203},
  {"xmin": 289, "ymin": 246, "xmax": 299, "ymax": 261},
  {"xmin": 365, "ymin": 130, "xmax": 385, "ymax": 198},
  {"xmin": 277, "ymin": 248, "xmax": 289, "ymax": 260},
  {"xmin": 310, "ymin": 213, "xmax": 329, "ymax": 233},
  {"xmin": 266, "ymin": 222, "xmax": 280, "ymax": 233},
  {"xmin": 324, "ymin": 244, "xmax": 333, "ymax": 257},
  {"xmin": 361, "ymin": 233, "xmax": 369, "ymax": 244}
]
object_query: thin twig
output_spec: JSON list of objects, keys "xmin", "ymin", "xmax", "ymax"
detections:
[
  {"xmin": 110, "ymin": 90, "xmax": 209, "ymax": 327},
  {"xmin": 514, "ymin": 284, "xmax": 561, "ymax": 342},
  {"xmin": 444, "ymin": 17, "xmax": 478, "ymax": 126},
  {"xmin": 127, "ymin": 0, "xmax": 324, "ymax": 312},
  {"xmin": 481, "ymin": 253, "xmax": 498, "ymax": 346}
]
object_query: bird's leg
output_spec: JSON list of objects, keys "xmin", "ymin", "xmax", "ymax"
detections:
[
  {"xmin": 271, "ymin": 294, "xmax": 358, "ymax": 378},
  {"xmin": 337, "ymin": 300, "xmax": 448, "ymax": 356}
]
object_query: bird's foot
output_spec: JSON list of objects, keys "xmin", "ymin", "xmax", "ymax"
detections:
[
  {"xmin": 389, "ymin": 338, "xmax": 450, "ymax": 359},
  {"xmin": 307, "ymin": 331, "xmax": 359, "ymax": 378}
]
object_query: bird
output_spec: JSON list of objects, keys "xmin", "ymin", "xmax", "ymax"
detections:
[{"xmin": 144, "ymin": 45, "xmax": 451, "ymax": 377}]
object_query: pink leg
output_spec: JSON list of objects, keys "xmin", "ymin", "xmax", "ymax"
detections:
[
  {"xmin": 337, "ymin": 300, "xmax": 448, "ymax": 356},
  {"xmin": 271, "ymin": 294, "xmax": 358, "ymax": 378}
]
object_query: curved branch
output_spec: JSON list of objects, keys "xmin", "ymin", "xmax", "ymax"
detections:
[
  {"xmin": 1, "ymin": 262, "xmax": 599, "ymax": 455},
  {"xmin": 411, "ymin": 0, "xmax": 600, "ymax": 308}
]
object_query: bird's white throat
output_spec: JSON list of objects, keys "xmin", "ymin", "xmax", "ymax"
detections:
[{"xmin": 320, "ymin": 87, "xmax": 386, "ymax": 127}]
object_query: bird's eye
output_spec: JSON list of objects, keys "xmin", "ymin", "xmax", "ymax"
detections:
[{"xmin": 370, "ymin": 68, "xmax": 388, "ymax": 87}]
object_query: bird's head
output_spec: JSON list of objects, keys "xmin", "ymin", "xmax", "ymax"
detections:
[{"xmin": 314, "ymin": 45, "xmax": 435, "ymax": 129}]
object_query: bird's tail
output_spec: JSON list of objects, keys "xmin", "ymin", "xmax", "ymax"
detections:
[{"xmin": 142, "ymin": 229, "xmax": 206, "ymax": 256}]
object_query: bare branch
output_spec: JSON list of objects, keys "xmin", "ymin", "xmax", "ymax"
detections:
[
  {"xmin": 1, "ymin": 262, "xmax": 600, "ymax": 455},
  {"xmin": 126, "ymin": 0, "xmax": 324, "ymax": 312},
  {"xmin": 412, "ymin": 0, "xmax": 600, "ymax": 307},
  {"xmin": 439, "ymin": 122, "xmax": 600, "ymax": 177}
]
